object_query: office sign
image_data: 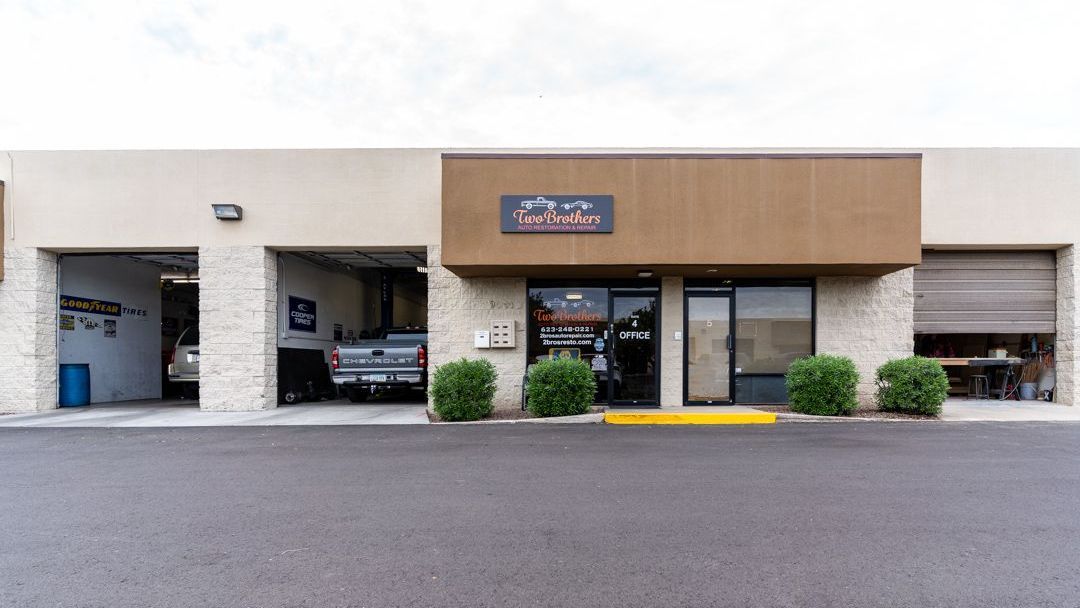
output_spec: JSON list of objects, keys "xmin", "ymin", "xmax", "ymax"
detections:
[
  {"xmin": 288, "ymin": 296, "xmax": 317, "ymax": 332},
  {"xmin": 500, "ymin": 195, "xmax": 613, "ymax": 233}
]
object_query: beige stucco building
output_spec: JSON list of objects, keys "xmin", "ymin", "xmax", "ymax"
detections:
[{"xmin": 1, "ymin": 148, "xmax": 1076, "ymax": 413}]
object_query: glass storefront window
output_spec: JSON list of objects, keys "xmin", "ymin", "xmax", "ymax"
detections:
[
  {"xmin": 527, "ymin": 287, "xmax": 608, "ymax": 366},
  {"xmin": 527, "ymin": 285, "xmax": 660, "ymax": 406},
  {"xmin": 734, "ymin": 286, "xmax": 812, "ymax": 374},
  {"xmin": 527, "ymin": 287, "xmax": 609, "ymax": 403}
]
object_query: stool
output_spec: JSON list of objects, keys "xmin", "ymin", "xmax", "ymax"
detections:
[{"xmin": 968, "ymin": 375, "xmax": 990, "ymax": 400}]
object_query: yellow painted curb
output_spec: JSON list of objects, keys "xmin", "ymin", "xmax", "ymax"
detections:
[{"xmin": 603, "ymin": 411, "xmax": 776, "ymax": 425}]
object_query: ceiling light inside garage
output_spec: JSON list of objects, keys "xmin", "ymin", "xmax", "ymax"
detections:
[{"xmin": 161, "ymin": 269, "xmax": 198, "ymax": 284}]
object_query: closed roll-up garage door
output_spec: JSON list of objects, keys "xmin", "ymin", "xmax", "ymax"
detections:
[{"xmin": 914, "ymin": 251, "xmax": 1056, "ymax": 334}]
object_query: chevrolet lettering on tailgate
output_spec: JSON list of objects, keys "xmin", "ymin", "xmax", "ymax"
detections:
[{"xmin": 342, "ymin": 356, "xmax": 413, "ymax": 366}]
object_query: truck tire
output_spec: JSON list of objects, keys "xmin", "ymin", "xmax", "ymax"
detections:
[{"xmin": 346, "ymin": 387, "xmax": 368, "ymax": 403}]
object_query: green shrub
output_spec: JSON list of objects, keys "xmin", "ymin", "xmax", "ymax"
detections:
[
  {"xmin": 430, "ymin": 358, "xmax": 498, "ymax": 421},
  {"xmin": 526, "ymin": 358, "xmax": 597, "ymax": 418},
  {"xmin": 785, "ymin": 355, "xmax": 860, "ymax": 416},
  {"xmin": 875, "ymin": 356, "xmax": 949, "ymax": 416}
]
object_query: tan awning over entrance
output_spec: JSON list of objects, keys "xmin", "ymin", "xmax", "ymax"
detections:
[{"xmin": 440, "ymin": 154, "xmax": 922, "ymax": 278}]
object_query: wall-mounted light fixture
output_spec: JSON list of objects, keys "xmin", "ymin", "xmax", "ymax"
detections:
[
  {"xmin": 211, "ymin": 203, "xmax": 243, "ymax": 220},
  {"xmin": 637, "ymin": 269, "xmax": 654, "ymax": 278}
]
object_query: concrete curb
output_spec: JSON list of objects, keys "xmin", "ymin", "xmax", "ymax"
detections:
[
  {"xmin": 775, "ymin": 412, "xmax": 926, "ymax": 423},
  {"xmin": 431, "ymin": 413, "xmax": 605, "ymax": 425}
]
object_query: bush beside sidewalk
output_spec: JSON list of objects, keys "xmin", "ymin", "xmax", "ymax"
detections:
[
  {"xmin": 429, "ymin": 357, "xmax": 599, "ymax": 423},
  {"xmin": 782, "ymin": 354, "xmax": 950, "ymax": 420}
]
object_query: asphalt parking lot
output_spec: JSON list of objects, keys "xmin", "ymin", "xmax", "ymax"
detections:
[{"xmin": 2, "ymin": 422, "xmax": 1078, "ymax": 608}]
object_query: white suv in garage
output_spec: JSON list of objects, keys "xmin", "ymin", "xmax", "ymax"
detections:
[{"xmin": 168, "ymin": 325, "xmax": 199, "ymax": 398}]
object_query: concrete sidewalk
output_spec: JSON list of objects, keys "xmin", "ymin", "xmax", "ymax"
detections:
[
  {"xmin": 0, "ymin": 398, "xmax": 429, "ymax": 427},
  {"xmin": 4, "ymin": 399, "xmax": 1077, "ymax": 427},
  {"xmin": 939, "ymin": 399, "xmax": 1080, "ymax": 422},
  {"xmin": 769, "ymin": 399, "xmax": 1080, "ymax": 423}
]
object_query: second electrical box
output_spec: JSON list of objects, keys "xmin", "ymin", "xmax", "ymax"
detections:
[{"xmin": 490, "ymin": 319, "xmax": 515, "ymax": 348}]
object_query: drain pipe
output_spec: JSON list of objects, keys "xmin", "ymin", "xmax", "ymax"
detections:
[
  {"xmin": 6, "ymin": 152, "xmax": 14, "ymax": 240},
  {"xmin": 55, "ymin": 254, "xmax": 63, "ymax": 407},
  {"xmin": 277, "ymin": 253, "xmax": 286, "ymax": 340}
]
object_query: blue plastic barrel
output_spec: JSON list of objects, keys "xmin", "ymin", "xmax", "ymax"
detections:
[{"xmin": 58, "ymin": 363, "xmax": 91, "ymax": 407}]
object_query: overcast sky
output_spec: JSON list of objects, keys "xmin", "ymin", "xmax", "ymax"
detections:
[{"xmin": 2, "ymin": 0, "xmax": 1078, "ymax": 149}]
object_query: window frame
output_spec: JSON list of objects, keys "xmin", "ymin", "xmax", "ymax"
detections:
[
  {"xmin": 525, "ymin": 279, "xmax": 661, "ymax": 407},
  {"xmin": 683, "ymin": 279, "xmax": 816, "ymax": 405},
  {"xmin": 732, "ymin": 284, "xmax": 816, "ymax": 375}
]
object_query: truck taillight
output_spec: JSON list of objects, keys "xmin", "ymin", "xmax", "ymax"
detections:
[
  {"xmin": 169, "ymin": 347, "xmax": 176, "ymax": 366},
  {"xmin": 418, "ymin": 345, "xmax": 427, "ymax": 368},
  {"xmin": 331, "ymin": 346, "xmax": 339, "ymax": 370}
]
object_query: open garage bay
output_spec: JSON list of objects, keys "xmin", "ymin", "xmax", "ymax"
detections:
[{"xmin": 276, "ymin": 249, "xmax": 428, "ymax": 406}]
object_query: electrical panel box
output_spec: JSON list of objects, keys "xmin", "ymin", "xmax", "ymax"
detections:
[
  {"xmin": 490, "ymin": 320, "xmax": 515, "ymax": 348},
  {"xmin": 474, "ymin": 330, "xmax": 490, "ymax": 349}
]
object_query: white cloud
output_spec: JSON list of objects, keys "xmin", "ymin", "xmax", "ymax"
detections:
[{"xmin": 1, "ymin": 0, "xmax": 1078, "ymax": 149}]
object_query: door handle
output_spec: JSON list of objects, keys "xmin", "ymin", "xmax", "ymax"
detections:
[{"xmin": 727, "ymin": 334, "xmax": 733, "ymax": 351}]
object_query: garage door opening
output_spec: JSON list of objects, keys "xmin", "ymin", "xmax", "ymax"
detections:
[
  {"xmin": 57, "ymin": 253, "xmax": 199, "ymax": 407},
  {"xmin": 276, "ymin": 249, "xmax": 428, "ymax": 405},
  {"xmin": 914, "ymin": 251, "xmax": 1057, "ymax": 401}
]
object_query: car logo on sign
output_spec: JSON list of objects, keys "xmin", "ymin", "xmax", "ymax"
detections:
[
  {"xmin": 561, "ymin": 200, "xmax": 594, "ymax": 210},
  {"xmin": 520, "ymin": 196, "xmax": 557, "ymax": 210}
]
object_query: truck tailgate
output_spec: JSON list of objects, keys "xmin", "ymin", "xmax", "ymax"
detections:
[{"xmin": 336, "ymin": 345, "xmax": 419, "ymax": 373}]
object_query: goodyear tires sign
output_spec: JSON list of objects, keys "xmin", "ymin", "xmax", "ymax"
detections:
[{"xmin": 59, "ymin": 295, "xmax": 121, "ymax": 317}]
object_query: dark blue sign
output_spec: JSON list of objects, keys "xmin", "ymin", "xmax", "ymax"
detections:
[
  {"xmin": 288, "ymin": 296, "xmax": 317, "ymax": 332},
  {"xmin": 59, "ymin": 294, "xmax": 121, "ymax": 317},
  {"xmin": 500, "ymin": 195, "xmax": 614, "ymax": 233}
]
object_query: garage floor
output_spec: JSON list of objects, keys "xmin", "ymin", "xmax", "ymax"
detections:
[{"xmin": 0, "ymin": 399, "xmax": 429, "ymax": 427}]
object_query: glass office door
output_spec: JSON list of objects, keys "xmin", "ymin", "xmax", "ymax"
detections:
[
  {"xmin": 685, "ymin": 294, "xmax": 732, "ymax": 404},
  {"xmin": 609, "ymin": 292, "xmax": 659, "ymax": 406}
]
